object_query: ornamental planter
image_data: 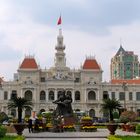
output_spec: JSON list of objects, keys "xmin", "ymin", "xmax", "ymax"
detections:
[
  {"xmin": 13, "ymin": 123, "xmax": 27, "ymax": 135},
  {"xmin": 121, "ymin": 124, "xmax": 126, "ymax": 131},
  {"xmin": 124, "ymin": 124, "xmax": 131, "ymax": 132},
  {"xmin": 107, "ymin": 124, "xmax": 118, "ymax": 135}
]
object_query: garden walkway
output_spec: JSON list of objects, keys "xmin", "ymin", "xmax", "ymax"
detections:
[{"xmin": 22, "ymin": 128, "xmax": 139, "ymax": 139}]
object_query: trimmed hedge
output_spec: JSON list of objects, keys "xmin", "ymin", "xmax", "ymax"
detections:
[
  {"xmin": 136, "ymin": 124, "xmax": 140, "ymax": 134},
  {"xmin": 0, "ymin": 125, "xmax": 7, "ymax": 137}
]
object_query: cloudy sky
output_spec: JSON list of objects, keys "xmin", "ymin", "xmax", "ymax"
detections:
[{"xmin": 0, "ymin": 0, "xmax": 140, "ymax": 81}]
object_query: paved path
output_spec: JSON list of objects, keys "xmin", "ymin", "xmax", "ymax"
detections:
[
  {"xmin": 26, "ymin": 138, "xmax": 107, "ymax": 140},
  {"xmin": 22, "ymin": 128, "xmax": 140, "ymax": 139}
]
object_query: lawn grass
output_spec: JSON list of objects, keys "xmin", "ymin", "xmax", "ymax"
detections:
[
  {"xmin": 1, "ymin": 135, "xmax": 25, "ymax": 140},
  {"xmin": 118, "ymin": 136, "xmax": 140, "ymax": 140},
  {"xmin": 108, "ymin": 135, "xmax": 140, "ymax": 140}
]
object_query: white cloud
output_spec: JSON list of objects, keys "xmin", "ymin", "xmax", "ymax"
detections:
[
  {"xmin": 1, "ymin": 20, "xmax": 140, "ymax": 81},
  {"xmin": 1, "ymin": 1, "xmax": 140, "ymax": 82}
]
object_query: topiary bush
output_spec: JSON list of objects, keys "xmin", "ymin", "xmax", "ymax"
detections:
[
  {"xmin": 136, "ymin": 124, "xmax": 140, "ymax": 134},
  {"xmin": 0, "ymin": 125, "xmax": 7, "ymax": 137}
]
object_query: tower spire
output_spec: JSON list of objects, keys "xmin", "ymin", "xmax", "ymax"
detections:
[
  {"xmin": 120, "ymin": 38, "xmax": 122, "ymax": 47},
  {"xmin": 55, "ymin": 28, "xmax": 65, "ymax": 50},
  {"xmin": 54, "ymin": 27, "xmax": 66, "ymax": 68}
]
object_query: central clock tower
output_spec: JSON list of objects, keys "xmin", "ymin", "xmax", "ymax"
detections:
[{"xmin": 55, "ymin": 29, "xmax": 66, "ymax": 68}]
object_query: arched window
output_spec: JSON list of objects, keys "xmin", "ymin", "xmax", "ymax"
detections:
[
  {"xmin": 25, "ymin": 109, "xmax": 31, "ymax": 117},
  {"xmin": 89, "ymin": 109, "xmax": 95, "ymax": 117},
  {"xmin": 11, "ymin": 109, "xmax": 16, "ymax": 117},
  {"xmin": 136, "ymin": 92, "xmax": 140, "ymax": 100},
  {"xmin": 40, "ymin": 109, "xmax": 45, "ymax": 114},
  {"xmin": 11, "ymin": 90, "xmax": 17, "ymax": 99},
  {"xmin": 25, "ymin": 90, "xmax": 32, "ymax": 100},
  {"xmin": 75, "ymin": 109, "xmax": 80, "ymax": 112},
  {"xmin": 49, "ymin": 91, "xmax": 54, "ymax": 100},
  {"xmin": 75, "ymin": 91, "xmax": 80, "ymax": 101},
  {"xmin": 67, "ymin": 91, "xmax": 72, "ymax": 98},
  {"xmin": 40, "ymin": 91, "xmax": 46, "ymax": 100},
  {"xmin": 4, "ymin": 91, "xmax": 8, "ymax": 100},
  {"xmin": 57, "ymin": 91, "xmax": 62, "ymax": 99},
  {"xmin": 88, "ymin": 91, "xmax": 96, "ymax": 100},
  {"xmin": 103, "ymin": 91, "xmax": 109, "ymax": 100}
]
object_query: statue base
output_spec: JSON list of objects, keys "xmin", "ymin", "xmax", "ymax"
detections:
[{"xmin": 64, "ymin": 116, "xmax": 75, "ymax": 125}]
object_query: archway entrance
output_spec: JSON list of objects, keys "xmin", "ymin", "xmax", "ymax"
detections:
[{"xmin": 89, "ymin": 109, "xmax": 95, "ymax": 118}]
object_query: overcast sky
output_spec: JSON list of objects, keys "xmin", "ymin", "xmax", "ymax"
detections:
[{"xmin": 0, "ymin": 0, "xmax": 140, "ymax": 81}]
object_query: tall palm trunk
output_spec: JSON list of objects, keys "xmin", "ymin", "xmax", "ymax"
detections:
[
  {"xmin": 109, "ymin": 109, "xmax": 113, "ymax": 121},
  {"xmin": 18, "ymin": 108, "xmax": 22, "ymax": 123}
]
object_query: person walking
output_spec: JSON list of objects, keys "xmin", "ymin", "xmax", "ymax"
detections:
[{"xmin": 28, "ymin": 118, "xmax": 33, "ymax": 133}]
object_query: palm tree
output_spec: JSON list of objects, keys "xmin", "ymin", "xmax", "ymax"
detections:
[
  {"xmin": 8, "ymin": 97, "xmax": 33, "ymax": 123},
  {"xmin": 102, "ymin": 98, "xmax": 121, "ymax": 122}
]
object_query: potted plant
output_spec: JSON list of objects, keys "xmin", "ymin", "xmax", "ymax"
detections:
[
  {"xmin": 8, "ymin": 97, "xmax": 33, "ymax": 135},
  {"xmin": 102, "ymin": 98, "xmax": 121, "ymax": 135},
  {"xmin": 119, "ymin": 111, "xmax": 137, "ymax": 132}
]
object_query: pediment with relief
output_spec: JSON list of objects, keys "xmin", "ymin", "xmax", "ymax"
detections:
[{"xmin": 47, "ymin": 71, "xmax": 73, "ymax": 80}]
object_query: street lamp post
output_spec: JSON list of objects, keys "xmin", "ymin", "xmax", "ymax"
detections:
[{"xmin": 122, "ymin": 82, "xmax": 127, "ymax": 111}]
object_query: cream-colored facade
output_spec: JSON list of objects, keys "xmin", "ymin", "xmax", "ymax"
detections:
[{"xmin": 1, "ymin": 29, "xmax": 140, "ymax": 119}]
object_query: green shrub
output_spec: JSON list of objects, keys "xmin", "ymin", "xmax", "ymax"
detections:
[
  {"xmin": 136, "ymin": 124, "xmax": 140, "ymax": 134},
  {"xmin": 0, "ymin": 112, "xmax": 8, "ymax": 123},
  {"xmin": 136, "ymin": 117, "xmax": 140, "ymax": 122},
  {"xmin": 0, "ymin": 125, "xmax": 7, "ymax": 137},
  {"xmin": 113, "ymin": 111, "xmax": 119, "ymax": 119}
]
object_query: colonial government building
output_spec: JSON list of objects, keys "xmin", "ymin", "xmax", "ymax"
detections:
[{"xmin": 1, "ymin": 29, "xmax": 140, "ymax": 118}]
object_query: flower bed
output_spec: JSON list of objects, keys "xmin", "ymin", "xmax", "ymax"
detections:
[
  {"xmin": 81, "ymin": 125, "xmax": 97, "ymax": 132},
  {"xmin": 81, "ymin": 116, "xmax": 92, "ymax": 126},
  {"xmin": 63, "ymin": 125, "xmax": 76, "ymax": 132}
]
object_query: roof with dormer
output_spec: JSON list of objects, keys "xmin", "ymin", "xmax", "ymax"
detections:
[
  {"xmin": 19, "ymin": 56, "xmax": 38, "ymax": 69},
  {"xmin": 83, "ymin": 57, "xmax": 101, "ymax": 70}
]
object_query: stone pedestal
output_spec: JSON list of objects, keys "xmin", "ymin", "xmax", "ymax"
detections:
[{"xmin": 64, "ymin": 116, "xmax": 75, "ymax": 125}]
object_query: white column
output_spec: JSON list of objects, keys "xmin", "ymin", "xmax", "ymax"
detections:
[
  {"xmin": 133, "ymin": 92, "xmax": 136, "ymax": 101},
  {"xmin": 20, "ymin": 89, "xmax": 23, "ymax": 98},
  {"xmin": 46, "ymin": 89, "xmax": 48, "ymax": 102},
  {"xmin": 54, "ymin": 90, "xmax": 57, "ymax": 100},
  {"xmin": 108, "ymin": 91, "xmax": 111, "ymax": 99},
  {"xmin": 125, "ymin": 91, "xmax": 129, "ymax": 101},
  {"xmin": 33, "ymin": 89, "xmax": 36, "ymax": 102},
  {"xmin": 8, "ymin": 90, "xmax": 11, "ymax": 100},
  {"xmin": 115, "ymin": 91, "xmax": 119, "ymax": 100},
  {"xmin": 72, "ymin": 90, "xmax": 75, "ymax": 103},
  {"xmin": 97, "ymin": 90, "xmax": 100, "ymax": 101},
  {"xmin": 85, "ymin": 90, "xmax": 87, "ymax": 103}
]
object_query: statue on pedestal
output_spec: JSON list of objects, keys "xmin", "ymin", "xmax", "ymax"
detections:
[{"xmin": 53, "ymin": 91, "xmax": 73, "ymax": 117}]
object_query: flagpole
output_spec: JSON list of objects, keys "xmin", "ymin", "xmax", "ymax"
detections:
[{"xmin": 57, "ymin": 15, "xmax": 62, "ymax": 35}]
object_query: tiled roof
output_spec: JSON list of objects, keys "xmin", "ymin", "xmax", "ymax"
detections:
[
  {"xmin": 83, "ymin": 58, "xmax": 100, "ymax": 70},
  {"xmin": 20, "ymin": 57, "xmax": 38, "ymax": 69},
  {"xmin": 111, "ymin": 79, "xmax": 140, "ymax": 84}
]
